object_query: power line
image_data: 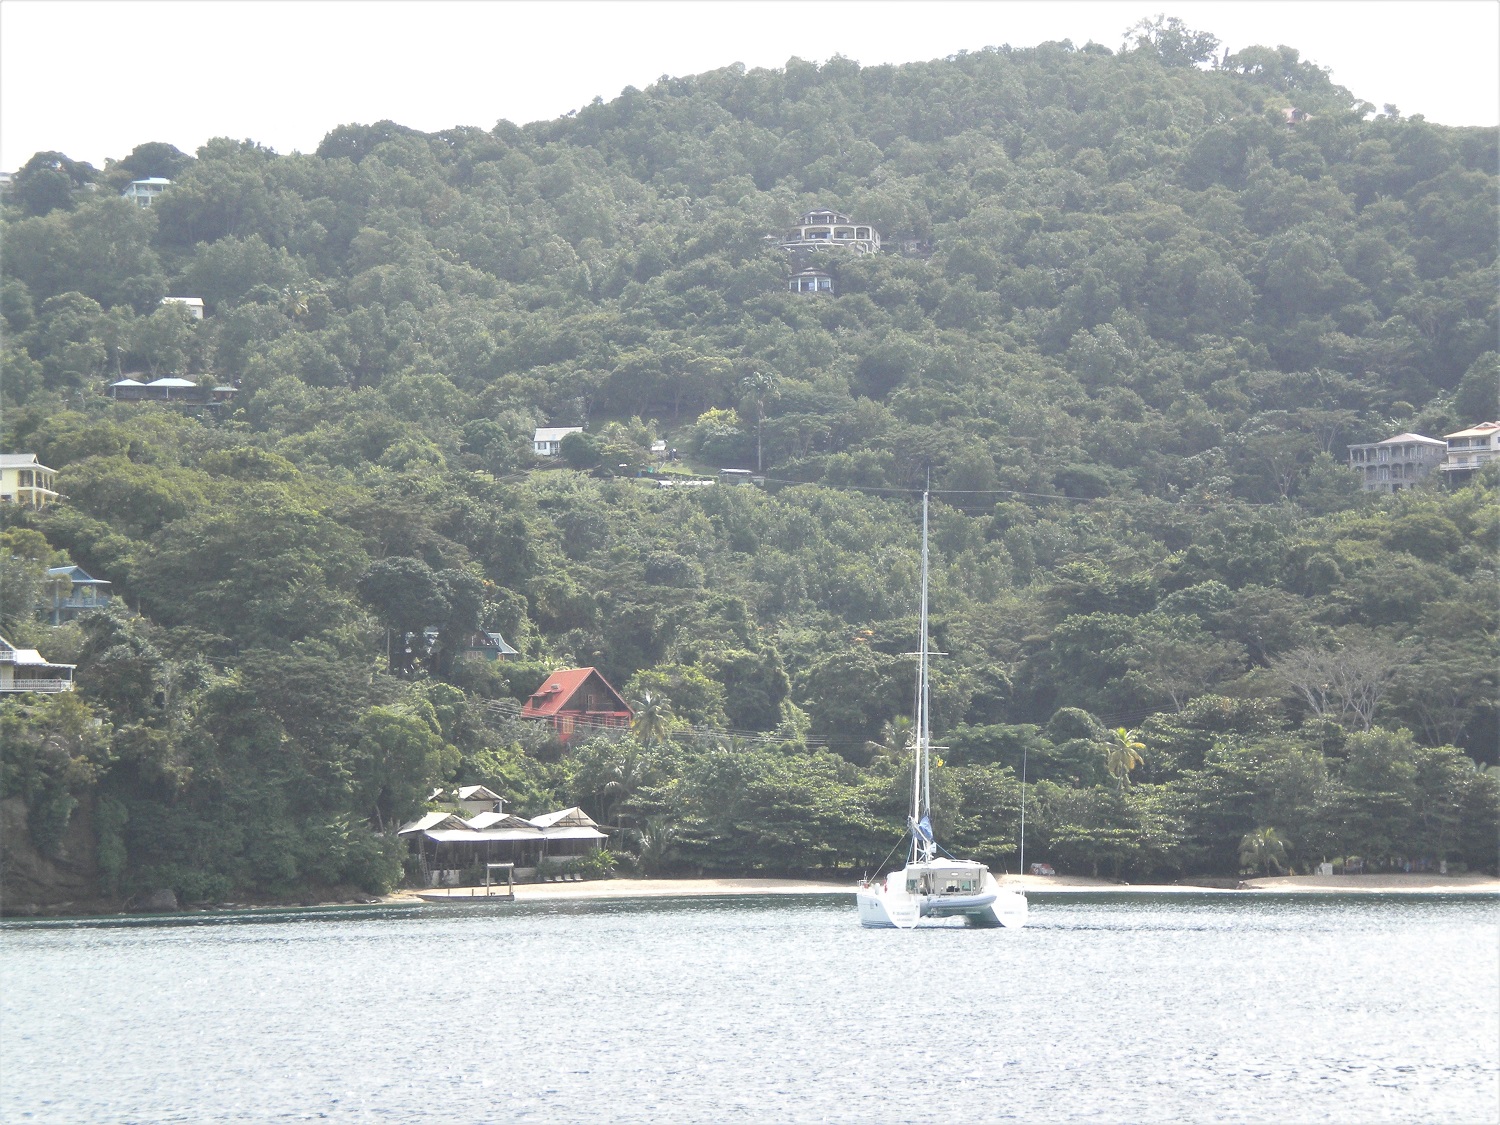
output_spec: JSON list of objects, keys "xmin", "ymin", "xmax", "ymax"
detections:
[
  {"xmin": 753, "ymin": 475, "xmax": 1293, "ymax": 511},
  {"xmin": 481, "ymin": 699, "xmax": 826, "ymax": 746}
]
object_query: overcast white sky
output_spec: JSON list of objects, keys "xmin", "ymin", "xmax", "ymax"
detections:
[{"xmin": 2, "ymin": 1, "xmax": 1496, "ymax": 170}]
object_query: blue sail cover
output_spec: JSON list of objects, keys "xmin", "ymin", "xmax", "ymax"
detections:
[{"xmin": 914, "ymin": 816, "xmax": 933, "ymax": 842}]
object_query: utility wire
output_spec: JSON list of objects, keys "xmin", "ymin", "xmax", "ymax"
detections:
[
  {"xmin": 481, "ymin": 699, "xmax": 827, "ymax": 746},
  {"xmin": 752, "ymin": 475, "xmax": 1294, "ymax": 511}
]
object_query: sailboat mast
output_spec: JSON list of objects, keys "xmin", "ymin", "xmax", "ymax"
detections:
[
  {"xmin": 912, "ymin": 489, "xmax": 924, "ymax": 822},
  {"xmin": 913, "ymin": 488, "xmax": 934, "ymax": 860},
  {"xmin": 910, "ymin": 654, "xmax": 922, "ymax": 861}
]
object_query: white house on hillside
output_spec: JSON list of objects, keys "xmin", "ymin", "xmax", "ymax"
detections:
[
  {"xmin": 778, "ymin": 209, "xmax": 881, "ymax": 255},
  {"xmin": 534, "ymin": 427, "xmax": 583, "ymax": 457},
  {"xmin": 1441, "ymin": 421, "xmax": 1500, "ymax": 478},
  {"xmin": 160, "ymin": 296, "xmax": 205, "ymax": 319},
  {"xmin": 123, "ymin": 177, "xmax": 170, "ymax": 207}
]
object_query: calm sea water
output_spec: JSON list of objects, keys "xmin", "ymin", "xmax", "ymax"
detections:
[{"xmin": 2, "ymin": 893, "xmax": 1496, "ymax": 1123}]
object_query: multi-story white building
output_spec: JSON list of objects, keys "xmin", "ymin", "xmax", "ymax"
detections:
[
  {"xmin": 1440, "ymin": 421, "xmax": 1500, "ymax": 478},
  {"xmin": 1346, "ymin": 433, "xmax": 1447, "ymax": 493},
  {"xmin": 779, "ymin": 209, "xmax": 881, "ymax": 256},
  {"xmin": 122, "ymin": 177, "xmax": 170, "ymax": 207}
]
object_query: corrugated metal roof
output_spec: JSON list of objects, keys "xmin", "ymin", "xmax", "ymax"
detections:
[
  {"xmin": 1376, "ymin": 432, "xmax": 1445, "ymax": 445},
  {"xmin": 1446, "ymin": 422, "xmax": 1500, "ymax": 439},
  {"xmin": 540, "ymin": 826, "xmax": 609, "ymax": 841},
  {"xmin": 456, "ymin": 785, "xmax": 503, "ymax": 802},
  {"xmin": 425, "ymin": 827, "xmax": 542, "ymax": 842},
  {"xmin": 528, "ymin": 806, "xmax": 600, "ymax": 830},
  {"xmin": 520, "ymin": 668, "xmax": 630, "ymax": 719},
  {"xmin": 465, "ymin": 812, "xmax": 533, "ymax": 831},
  {"xmin": 46, "ymin": 565, "xmax": 108, "ymax": 587},
  {"xmin": 0, "ymin": 634, "xmax": 74, "ymax": 670},
  {"xmin": 397, "ymin": 812, "xmax": 467, "ymax": 836},
  {"xmin": 470, "ymin": 631, "xmax": 519, "ymax": 655}
]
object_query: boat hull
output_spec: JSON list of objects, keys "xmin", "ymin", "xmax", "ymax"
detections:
[{"xmin": 857, "ymin": 870, "xmax": 1027, "ymax": 929}]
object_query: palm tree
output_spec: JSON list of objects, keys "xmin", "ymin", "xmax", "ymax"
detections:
[
  {"xmin": 1239, "ymin": 826, "xmax": 1290, "ymax": 876},
  {"xmin": 630, "ymin": 690, "xmax": 674, "ymax": 750},
  {"xmin": 863, "ymin": 716, "xmax": 914, "ymax": 766},
  {"xmin": 599, "ymin": 743, "xmax": 650, "ymax": 831},
  {"xmin": 634, "ymin": 815, "xmax": 677, "ymax": 876},
  {"xmin": 1103, "ymin": 727, "xmax": 1146, "ymax": 789}
]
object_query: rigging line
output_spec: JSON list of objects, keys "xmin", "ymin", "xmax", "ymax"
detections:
[
  {"xmin": 754, "ymin": 476, "xmax": 1291, "ymax": 511},
  {"xmin": 866, "ymin": 833, "xmax": 909, "ymax": 882}
]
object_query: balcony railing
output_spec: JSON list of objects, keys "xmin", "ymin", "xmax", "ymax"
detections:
[
  {"xmin": 53, "ymin": 596, "xmax": 111, "ymax": 610},
  {"xmin": 1, "ymin": 678, "xmax": 75, "ymax": 693}
]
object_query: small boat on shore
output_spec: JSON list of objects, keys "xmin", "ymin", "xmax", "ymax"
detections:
[{"xmin": 415, "ymin": 863, "xmax": 516, "ymax": 903}]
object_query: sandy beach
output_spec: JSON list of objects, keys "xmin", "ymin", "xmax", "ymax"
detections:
[
  {"xmin": 1236, "ymin": 872, "xmax": 1500, "ymax": 894},
  {"xmin": 390, "ymin": 876, "xmax": 850, "ymax": 904},
  {"xmin": 390, "ymin": 871, "xmax": 1500, "ymax": 905}
]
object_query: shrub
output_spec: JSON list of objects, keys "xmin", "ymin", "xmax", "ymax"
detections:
[{"xmin": 552, "ymin": 849, "xmax": 619, "ymax": 879}]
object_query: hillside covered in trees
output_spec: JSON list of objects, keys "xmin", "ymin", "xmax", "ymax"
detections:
[{"xmin": 2, "ymin": 19, "xmax": 1496, "ymax": 909}]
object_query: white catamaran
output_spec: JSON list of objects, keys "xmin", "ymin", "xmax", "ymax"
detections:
[{"xmin": 856, "ymin": 488, "xmax": 1028, "ymax": 930}]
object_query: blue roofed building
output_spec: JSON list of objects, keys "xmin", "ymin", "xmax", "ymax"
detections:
[{"xmin": 44, "ymin": 565, "xmax": 112, "ymax": 625}]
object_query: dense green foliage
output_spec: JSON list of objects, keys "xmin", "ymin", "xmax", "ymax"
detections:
[{"xmin": 3, "ymin": 25, "xmax": 1496, "ymax": 902}]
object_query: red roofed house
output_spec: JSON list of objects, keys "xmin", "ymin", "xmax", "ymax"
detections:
[{"xmin": 521, "ymin": 667, "xmax": 633, "ymax": 742}]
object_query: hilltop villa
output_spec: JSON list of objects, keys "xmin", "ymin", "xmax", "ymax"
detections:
[{"xmin": 778, "ymin": 209, "xmax": 881, "ymax": 256}]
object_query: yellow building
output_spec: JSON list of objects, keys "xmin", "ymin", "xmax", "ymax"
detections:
[{"xmin": 0, "ymin": 454, "xmax": 58, "ymax": 508}]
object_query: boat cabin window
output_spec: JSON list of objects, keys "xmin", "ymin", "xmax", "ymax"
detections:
[{"xmin": 908, "ymin": 867, "xmax": 981, "ymax": 895}]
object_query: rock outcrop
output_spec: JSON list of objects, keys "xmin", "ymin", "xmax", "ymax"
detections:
[
  {"xmin": 135, "ymin": 888, "xmax": 178, "ymax": 912},
  {"xmin": 0, "ymin": 795, "xmax": 102, "ymax": 915}
]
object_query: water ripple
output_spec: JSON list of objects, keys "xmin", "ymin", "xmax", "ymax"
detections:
[{"xmin": 2, "ymin": 894, "xmax": 1496, "ymax": 1123}]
